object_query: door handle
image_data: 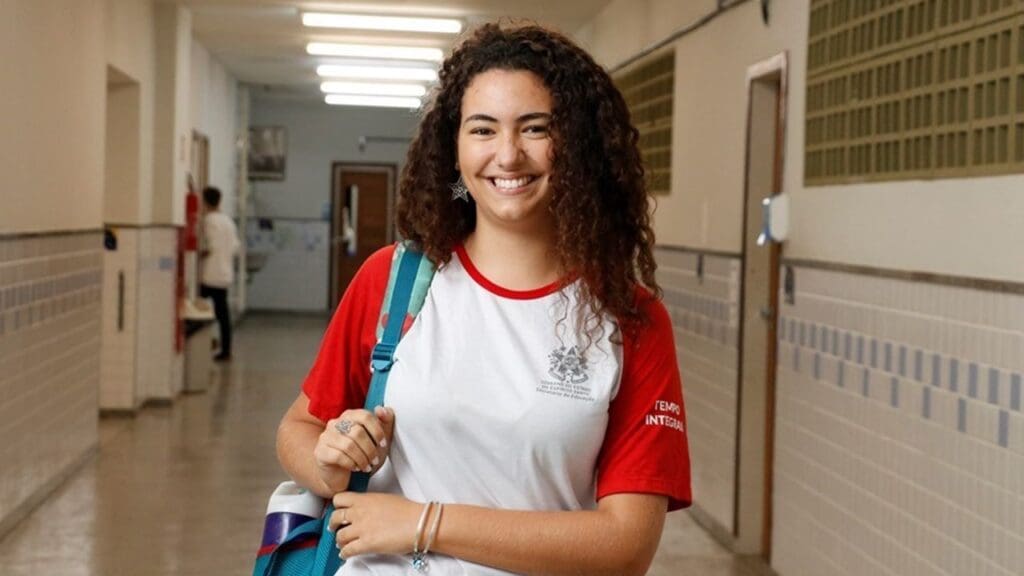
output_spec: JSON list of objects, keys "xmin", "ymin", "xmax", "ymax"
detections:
[{"xmin": 759, "ymin": 306, "xmax": 774, "ymax": 321}]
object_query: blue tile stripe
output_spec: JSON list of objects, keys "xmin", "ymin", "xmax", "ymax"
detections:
[
  {"xmin": 779, "ymin": 317, "xmax": 1017, "ymax": 450},
  {"xmin": 999, "ymin": 410, "xmax": 1009, "ymax": 447},
  {"xmin": 988, "ymin": 368, "xmax": 1000, "ymax": 405},
  {"xmin": 968, "ymin": 363, "xmax": 979, "ymax": 399}
]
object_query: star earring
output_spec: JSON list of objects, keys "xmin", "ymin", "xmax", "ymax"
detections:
[{"xmin": 450, "ymin": 175, "xmax": 470, "ymax": 202}]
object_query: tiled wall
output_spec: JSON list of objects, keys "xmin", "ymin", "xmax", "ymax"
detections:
[
  {"xmin": 101, "ymin": 227, "xmax": 182, "ymax": 410},
  {"xmin": 0, "ymin": 232, "xmax": 102, "ymax": 531},
  {"xmin": 772, "ymin": 265, "xmax": 1024, "ymax": 576},
  {"xmin": 655, "ymin": 247, "xmax": 742, "ymax": 532}
]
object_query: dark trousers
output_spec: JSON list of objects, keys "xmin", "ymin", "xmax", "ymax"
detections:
[{"xmin": 200, "ymin": 284, "xmax": 231, "ymax": 356}]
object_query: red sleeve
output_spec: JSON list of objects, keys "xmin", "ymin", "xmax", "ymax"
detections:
[
  {"xmin": 596, "ymin": 290, "xmax": 692, "ymax": 511},
  {"xmin": 301, "ymin": 245, "xmax": 396, "ymax": 422}
]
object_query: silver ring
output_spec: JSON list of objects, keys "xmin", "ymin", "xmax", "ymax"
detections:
[{"xmin": 334, "ymin": 419, "xmax": 353, "ymax": 435}]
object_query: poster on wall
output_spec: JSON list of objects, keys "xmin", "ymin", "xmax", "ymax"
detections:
[{"xmin": 248, "ymin": 126, "xmax": 287, "ymax": 181}]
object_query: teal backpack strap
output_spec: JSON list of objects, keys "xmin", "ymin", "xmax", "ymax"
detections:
[
  {"xmin": 375, "ymin": 241, "xmax": 436, "ymax": 341},
  {"xmin": 349, "ymin": 242, "xmax": 433, "ymax": 491}
]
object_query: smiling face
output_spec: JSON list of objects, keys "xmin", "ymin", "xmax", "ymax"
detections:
[{"xmin": 457, "ymin": 69, "xmax": 555, "ymax": 235}]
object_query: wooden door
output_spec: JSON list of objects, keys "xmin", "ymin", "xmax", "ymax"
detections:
[{"xmin": 330, "ymin": 164, "xmax": 395, "ymax": 308}]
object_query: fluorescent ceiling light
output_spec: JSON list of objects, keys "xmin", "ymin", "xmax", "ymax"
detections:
[
  {"xmin": 317, "ymin": 64, "xmax": 438, "ymax": 82},
  {"xmin": 307, "ymin": 42, "xmax": 444, "ymax": 62},
  {"xmin": 325, "ymin": 94, "xmax": 422, "ymax": 109},
  {"xmin": 302, "ymin": 12, "xmax": 462, "ymax": 34},
  {"xmin": 320, "ymin": 81, "xmax": 427, "ymax": 97}
]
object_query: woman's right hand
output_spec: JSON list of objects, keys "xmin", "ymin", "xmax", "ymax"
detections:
[{"xmin": 314, "ymin": 406, "xmax": 395, "ymax": 491}]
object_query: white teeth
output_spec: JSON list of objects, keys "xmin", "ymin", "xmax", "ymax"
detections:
[{"xmin": 493, "ymin": 176, "xmax": 533, "ymax": 189}]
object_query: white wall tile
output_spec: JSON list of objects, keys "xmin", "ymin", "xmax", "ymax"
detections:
[{"xmin": 774, "ymin": 264, "xmax": 1024, "ymax": 576}]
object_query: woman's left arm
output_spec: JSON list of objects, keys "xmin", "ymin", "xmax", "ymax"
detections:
[{"xmin": 332, "ymin": 492, "xmax": 668, "ymax": 576}]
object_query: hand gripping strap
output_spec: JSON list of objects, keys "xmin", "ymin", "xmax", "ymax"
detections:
[{"xmin": 255, "ymin": 244, "xmax": 434, "ymax": 576}]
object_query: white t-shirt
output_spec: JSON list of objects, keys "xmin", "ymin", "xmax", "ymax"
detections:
[
  {"xmin": 201, "ymin": 211, "xmax": 239, "ymax": 288},
  {"xmin": 303, "ymin": 245, "xmax": 691, "ymax": 575}
]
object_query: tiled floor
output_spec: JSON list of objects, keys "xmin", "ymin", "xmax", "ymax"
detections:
[{"xmin": 0, "ymin": 314, "xmax": 759, "ymax": 575}]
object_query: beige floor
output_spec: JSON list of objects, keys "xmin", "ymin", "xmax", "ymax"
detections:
[{"xmin": 0, "ymin": 314, "xmax": 758, "ymax": 576}]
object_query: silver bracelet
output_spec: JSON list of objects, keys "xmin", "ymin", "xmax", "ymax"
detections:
[
  {"xmin": 411, "ymin": 501, "xmax": 438, "ymax": 573},
  {"xmin": 423, "ymin": 503, "xmax": 444, "ymax": 556}
]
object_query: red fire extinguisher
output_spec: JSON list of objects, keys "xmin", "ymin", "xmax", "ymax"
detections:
[{"xmin": 185, "ymin": 176, "xmax": 199, "ymax": 252}]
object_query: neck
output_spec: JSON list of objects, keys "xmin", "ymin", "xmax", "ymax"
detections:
[{"xmin": 463, "ymin": 222, "xmax": 561, "ymax": 291}]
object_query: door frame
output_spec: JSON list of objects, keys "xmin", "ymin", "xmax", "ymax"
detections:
[
  {"xmin": 328, "ymin": 163, "xmax": 397, "ymax": 308},
  {"xmin": 734, "ymin": 50, "xmax": 788, "ymax": 559}
]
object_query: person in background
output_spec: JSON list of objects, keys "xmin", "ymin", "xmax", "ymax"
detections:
[{"xmin": 200, "ymin": 186, "xmax": 240, "ymax": 362}]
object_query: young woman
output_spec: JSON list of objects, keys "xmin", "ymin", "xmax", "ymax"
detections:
[{"xmin": 276, "ymin": 22, "xmax": 691, "ymax": 576}]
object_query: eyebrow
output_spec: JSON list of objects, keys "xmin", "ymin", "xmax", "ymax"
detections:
[{"xmin": 463, "ymin": 112, "xmax": 552, "ymax": 124}]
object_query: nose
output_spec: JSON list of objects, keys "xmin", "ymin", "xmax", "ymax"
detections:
[{"xmin": 495, "ymin": 133, "xmax": 524, "ymax": 168}]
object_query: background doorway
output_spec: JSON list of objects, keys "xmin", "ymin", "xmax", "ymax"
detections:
[{"xmin": 329, "ymin": 163, "xmax": 396, "ymax": 308}]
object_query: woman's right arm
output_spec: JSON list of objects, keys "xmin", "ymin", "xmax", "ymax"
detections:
[{"xmin": 276, "ymin": 392, "xmax": 394, "ymax": 499}]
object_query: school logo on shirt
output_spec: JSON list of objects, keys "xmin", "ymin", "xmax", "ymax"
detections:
[
  {"xmin": 537, "ymin": 346, "xmax": 595, "ymax": 402},
  {"xmin": 548, "ymin": 345, "xmax": 589, "ymax": 384}
]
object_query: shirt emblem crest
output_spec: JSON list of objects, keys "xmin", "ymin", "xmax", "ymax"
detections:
[{"xmin": 547, "ymin": 346, "xmax": 589, "ymax": 384}]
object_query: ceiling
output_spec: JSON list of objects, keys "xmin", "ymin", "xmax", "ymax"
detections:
[{"xmin": 175, "ymin": 0, "xmax": 614, "ymax": 101}]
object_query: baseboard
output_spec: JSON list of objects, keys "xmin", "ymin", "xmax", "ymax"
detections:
[
  {"xmin": 99, "ymin": 408, "xmax": 137, "ymax": 418},
  {"xmin": 141, "ymin": 397, "xmax": 174, "ymax": 408},
  {"xmin": 0, "ymin": 446, "xmax": 97, "ymax": 542},
  {"xmin": 685, "ymin": 505, "xmax": 779, "ymax": 576},
  {"xmin": 244, "ymin": 308, "xmax": 330, "ymax": 317}
]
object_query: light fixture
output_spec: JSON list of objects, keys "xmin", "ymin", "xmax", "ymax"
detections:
[
  {"xmin": 320, "ymin": 81, "xmax": 427, "ymax": 97},
  {"xmin": 317, "ymin": 64, "xmax": 438, "ymax": 82},
  {"xmin": 307, "ymin": 42, "xmax": 444, "ymax": 62},
  {"xmin": 325, "ymin": 94, "xmax": 422, "ymax": 109},
  {"xmin": 302, "ymin": 12, "xmax": 462, "ymax": 34}
]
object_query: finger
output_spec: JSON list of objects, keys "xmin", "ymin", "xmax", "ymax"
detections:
[
  {"xmin": 336, "ymin": 526, "xmax": 358, "ymax": 551},
  {"xmin": 344, "ymin": 424, "xmax": 383, "ymax": 470},
  {"xmin": 322, "ymin": 422, "xmax": 374, "ymax": 472},
  {"xmin": 333, "ymin": 492, "xmax": 355, "ymax": 509},
  {"xmin": 313, "ymin": 443, "xmax": 362, "ymax": 473},
  {"xmin": 344, "ymin": 410, "xmax": 388, "ymax": 450},
  {"xmin": 339, "ymin": 538, "xmax": 361, "ymax": 560},
  {"xmin": 331, "ymin": 418, "xmax": 382, "ymax": 471},
  {"xmin": 375, "ymin": 407, "xmax": 396, "ymax": 447},
  {"xmin": 328, "ymin": 508, "xmax": 350, "ymax": 533}
]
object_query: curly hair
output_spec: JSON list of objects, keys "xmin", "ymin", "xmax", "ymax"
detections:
[{"xmin": 396, "ymin": 21, "xmax": 661, "ymax": 338}]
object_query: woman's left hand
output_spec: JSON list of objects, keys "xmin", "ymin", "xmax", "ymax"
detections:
[{"xmin": 329, "ymin": 492, "xmax": 426, "ymax": 559}]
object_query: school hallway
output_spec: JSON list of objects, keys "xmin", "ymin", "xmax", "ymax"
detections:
[
  {"xmin": 6, "ymin": 1, "xmax": 1023, "ymax": 574},
  {"xmin": 0, "ymin": 314, "xmax": 757, "ymax": 576}
]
